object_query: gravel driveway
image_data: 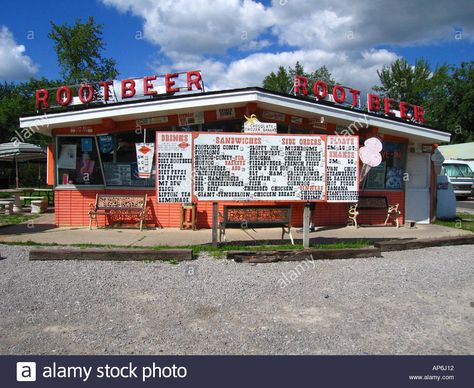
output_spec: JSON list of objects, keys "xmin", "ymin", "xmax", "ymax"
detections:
[{"xmin": 0, "ymin": 244, "xmax": 472, "ymax": 355}]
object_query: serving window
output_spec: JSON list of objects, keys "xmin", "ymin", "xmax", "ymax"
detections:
[
  {"xmin": 364, "ymin": 141, "xmax": 407, "ymax": 190},
  {"xmin": 99, "ymin": 131, "xmax": 155, "ymax": 187},
  {"xmin": 55, "ymin": 130, "xmax": 156, "ymax": 188},
  {"xmin": 56, "ymin": 136, "xmax": 104, "ymax": 185}
]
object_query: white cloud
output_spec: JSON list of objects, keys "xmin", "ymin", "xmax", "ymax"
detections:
[
  {"xmin": 102, "ymin": 0, "xmax": 274, "ymax": 57},
  {"xmin": 102, "ymin": 0, "xmax": 472, "ymax": 92},
  {"xmin": 0, "ymin": 26, "xmax": 38, "ymax": 80},
  {"xmin": 270, "ymin": 0, "xmax": 474, "ymax": 50},
  {"xmin": 181, "ymin": 48, "xmax": 399, "ymax": 94}
]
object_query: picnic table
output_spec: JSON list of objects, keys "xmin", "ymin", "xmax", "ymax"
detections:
[
  {"xmin": 0, "ymin": 189, "xmax": 22, "ymax": 213},
  {"xmin": 20, "ymin": 187, "xmax": 54, "ymax": 205}
]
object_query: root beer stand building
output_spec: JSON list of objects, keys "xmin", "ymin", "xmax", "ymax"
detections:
[{"xmin": 20, "ymin": 70, "xmax": 450, "ymax": 232}]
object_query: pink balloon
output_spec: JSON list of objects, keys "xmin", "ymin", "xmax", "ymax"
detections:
[
  {"xmin": 364, "ymin": 137, "xmax": 383, "ymax": 152},
  {"xmin": 359, "ymin": 147, "xmax": 382, "ymax": 167}
]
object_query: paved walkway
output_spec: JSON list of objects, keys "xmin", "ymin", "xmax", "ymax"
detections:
[{"xmin": 0, "ymin": 212, "xmax": 471, "ymax": 247}]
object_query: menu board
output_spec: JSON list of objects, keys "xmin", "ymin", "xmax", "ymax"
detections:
[
  {"xmin": 103, "ymin": 163, "xmax": 132, "ymax": 186},
  {"xmin": 156, "ymin": 132, "xmax": 360, "ymax": 203},
  {"xmin": 326, "ymin": 135, "xmax": 359, "ymax": 202},
  {"xmin": 103, "ymin": 163, "xmax": 155, "ymax": 187},
  {"xmin": 156, "ymin": 133, "xmax": 192, "ymax": 203},
  {"xmin": 193, "ymin": 133, "xmax": 326, "ymax": 201},
  {"xmin": 365, "ymin": 161, "xmax": 386, "ymax": 189}
]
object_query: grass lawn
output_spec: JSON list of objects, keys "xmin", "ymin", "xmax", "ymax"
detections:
[
  {"xmin": 0, "ymin": 239, "xmax": 372, "ymax": 255},
  {"xmin": 0, "ymin": 214, "xmax": 39, "ymax": 227},
  {"xmin": 434, "ymin": 212, "xmax": 474, "ymax": 233}
]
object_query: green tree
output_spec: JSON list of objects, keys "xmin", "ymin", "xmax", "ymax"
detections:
[
  {"xmin": 48, "ymin": 16, "xmax": 118, "ymax": 84},
  {"xmin": 263, "ymin": 62, "xmax": 336, "ymax": 94},
  {"xmin": 374, "ymin": 58, "xmax": 474, "ymax": 143},
  {"xmin": 0, "ymin": 78, "xmax": 61, "ymax": 143},
  {"xmin": 262, "ymin": 65, "xmax": 292, "ymax": 93},
  {"xmin": 373, "ymin": 58, "xmax": 432, "ymax": 105},
  {"xmin": 425, "ymin": 62, "xmax": 474, "ymax": 143}
]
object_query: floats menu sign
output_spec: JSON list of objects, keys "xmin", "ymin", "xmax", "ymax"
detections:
[
  {"xmin": 156, "ymin": 132, "xmax": 359, "ymax": 203},
  {"xmin": 326, "ymin": 135, "xmax": 359, "ymax": 202},
  {"xmin": 156, "ymin": 133, "xmax": 192, "ymax": 203}
]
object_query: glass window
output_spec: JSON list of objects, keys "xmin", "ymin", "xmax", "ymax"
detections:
[
  {"xmin": 443, "ymin": 163, "xmax": 474, "ymax": 178},
  {"xmin": 364, "ymin": 141, "xmax": 406, "ymax": 190},
  {"xmin": 57, "ymin": 136, "xmax": 104, "ymax": 185},
  {"xmin": 98, "ymin": 130, "xmax": 156, "ymax": 187}
]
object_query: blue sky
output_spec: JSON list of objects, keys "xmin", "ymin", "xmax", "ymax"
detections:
[{"xmin": 0, "ymin": 0, "xmax": 473, "ymax": 93}]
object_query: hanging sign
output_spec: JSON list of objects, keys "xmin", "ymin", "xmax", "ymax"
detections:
[
  {"xmin": 243, "ymin": 114, "xmax": 277, "ymax": 134},
  {"xmin": 135, "ymin": 143, "xmax": 155, "ymax": 178},
  {"xmin": 216, "ymin": 108, "xmax": 235, "ymax": 120},
  {"xmin": 178, "ymin": 112, "xmax": 204, "ymax": 126},
  {"xmin": 136, "ymin": 116, "xmax": 168, "ymax": 126},
  {"xmin": 262, "ymin": 110, "xmax": 286, "ymax": 122}
]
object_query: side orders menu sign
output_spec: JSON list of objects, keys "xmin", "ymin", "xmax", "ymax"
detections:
[{"xmin": 156, "ymin": 132, "xmax": 359, "ymax": 203}]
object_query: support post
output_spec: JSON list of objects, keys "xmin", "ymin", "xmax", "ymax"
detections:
[
  {"xmin": 303, "ymin": 202, "xmax": 311, "ymax": 249},
  {"xmin": 212, "ymin": 202, "xmax": 218, "ymax": 247}
]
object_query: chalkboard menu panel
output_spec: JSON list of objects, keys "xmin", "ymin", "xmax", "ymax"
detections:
[
  {"xmin": 103, "ymin": 162, "xmax": 155, "ymax": 187},
  {"xmin": 156, "ymin": 133, "xmax": 192, "ymax": 203},
  {"xmin": 326, "ymin": 135, "xmax": 359, "ymax": 202},
  {"xmin": 365, "ymin": 161, "xmax": 386, "ymax": 189},
  {"xmin": 193, "ymin": 133, "xmax": 326, "ymax": 201}
]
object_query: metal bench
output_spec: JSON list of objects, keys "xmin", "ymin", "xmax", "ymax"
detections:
[
  {"xmin": 219, "ymin": 205, "xmax": 294, "ymax": 244},
  {"xmin": 89, "ymin": 194, "xmax": 148, "ymax": 231},
  {"xmin": 348, "ymin": 196, "xmax": 400, "ymax": 228}
]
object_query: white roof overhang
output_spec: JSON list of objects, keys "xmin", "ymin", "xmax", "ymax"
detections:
[{"xmin": 19, "ymin": 88, "xmax": 450, "ymax": 143}]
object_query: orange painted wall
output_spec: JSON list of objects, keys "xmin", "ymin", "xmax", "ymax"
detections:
[{"xmin": 54, "ymin": 189, "xmax": 404, "ymax": 227}]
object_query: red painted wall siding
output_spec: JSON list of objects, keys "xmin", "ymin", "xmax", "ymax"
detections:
[{"xmin": 54, "ymin": 190, "xmax": 404, "ymax": 227}]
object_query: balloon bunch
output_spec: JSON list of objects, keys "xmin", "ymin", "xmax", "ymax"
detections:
[{"xmin": 359, "ymin": 137, "xmax": 383, "ymax": 184}]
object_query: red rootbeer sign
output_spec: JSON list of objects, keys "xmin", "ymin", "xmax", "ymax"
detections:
[
  {"xmin": 35, "ymin": 71, "xmax": 203, "ymax": 109},
  {"xmin": 294, "ymin": 75, "xmax": 425, "ymax": 124}
]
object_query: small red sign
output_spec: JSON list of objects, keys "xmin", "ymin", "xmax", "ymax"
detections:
[{"xmin": 139, "ymin": 145, "xmax": 152, "ymax": 154}]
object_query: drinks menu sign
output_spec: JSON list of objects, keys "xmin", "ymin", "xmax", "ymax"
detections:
[
  {"xmin": 156, "ymin": 133, "xmax": 192, "ymax": 203},
  {"xmin": 156, "ymin": 132, "xmax": 359, "ymax": 203}
]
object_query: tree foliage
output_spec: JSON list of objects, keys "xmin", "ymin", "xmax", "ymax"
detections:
[
  {"xmin": 425, "ymin": 62, "xmax": 474, "ymax": 143},
  {"xmin": 373, "ymin": 59, "xmax": 474, "ymax": 143},
  {"xmin": 0, "ymin": 17, "xmax": 118, "ymax": 144},
  {"xmin": 373, "ymin": 58, "xmax": 432, "ymax": 106},
  {"xmin": 48, "ymin": 16, "xmax": 118, "ymax": 84},
  {"xmin": 263, "ymin": 62, "xmax": 336, "ymax": 94},
  {"xmin": 0, "ymin": 78, "xmax": 61, "ymax": 143}
]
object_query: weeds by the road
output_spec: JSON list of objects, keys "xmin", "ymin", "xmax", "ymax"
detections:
[
  {"xmin": 0, "ymin": 214, "xmax": 39, "ymax": 227},
  {"xmin": 434, "ymin": 212, "xmax": 474, "ymax": 233},
  {"xmin": 0, "ymin": 239, "xmax": 372, "ymax": 256}
]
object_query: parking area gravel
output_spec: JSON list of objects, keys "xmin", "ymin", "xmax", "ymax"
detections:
[{"xmin": 0, "ymin": 244, "xmax": 472, "ymax": 355}]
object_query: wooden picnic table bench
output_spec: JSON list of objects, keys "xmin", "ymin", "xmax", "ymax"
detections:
[
  {"xmin": 88, "ymin": 194, "xmax": 148, "ymax": 231},
  {"xmin": 219, "ymin": 205, "xmax": 294, "ymax": 244},
  {"xmin": 348, "ymin": 196, "xmax": 400, "ymax": 228}
]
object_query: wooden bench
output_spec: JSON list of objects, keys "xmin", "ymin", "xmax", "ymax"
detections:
[
  {"xmin": 348, "ymin": 196, "xmax": 400, "ymax": 228},
  {"xmin": 219, "ymin": 205, "xmax": 294, "ymax": 244},
  {"xmin": 89, "ymin": 194, "xmax": 148, "ymax": 231}
]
